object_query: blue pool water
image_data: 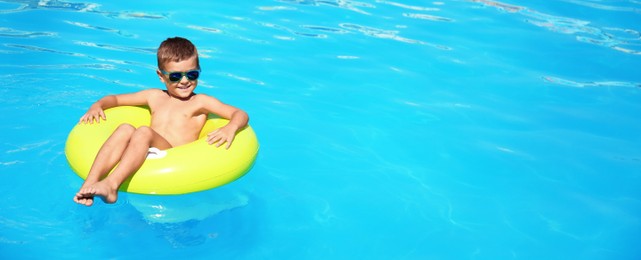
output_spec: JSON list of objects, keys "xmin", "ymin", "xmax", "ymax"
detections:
[{"xmin": 1, "ymin": 0, "xmax": 641, "ymax": 258}]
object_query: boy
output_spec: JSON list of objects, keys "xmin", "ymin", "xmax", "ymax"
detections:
[{"xmin": 73, "ymin": 37, "xmax": 248, "ymax": 207}]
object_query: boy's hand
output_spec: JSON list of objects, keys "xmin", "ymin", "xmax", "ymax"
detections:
[
  {"xmin": 79, "ymin": 106, "xmax": 106, "ymax": 124},
  {"xmin": 206, "ymin": 125, "xmax": 237, "ymax": 149}
]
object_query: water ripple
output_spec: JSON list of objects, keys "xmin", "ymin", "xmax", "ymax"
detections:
[
  {"xmin": 525, "ymin": 10, "xmax": 641, "ymax": 55},
  {"xmin": 199, "ymin": 21, "xmax": 270, "ymax": 44},
  {"xmin": 257, "ymin": 21, "xmax": 328, "ymax": 39},
  {"xmin": 375, "ymin": 0, "xmax": 440, "ymax": 11},
  {"xmin": 25, "ymin": 63, "xmax": 118, "ymax": 70},
  {"xmin": 73, "ymin": 41, "xmax": 156, "ymax": 54},
  {"xmin": 543, "ymin": 76, "xmax": 641, "ymax": 88},
  {"xmin": 0, "ymin": 160, "xmax": 22, "ymax": 166},
  {"xmin": 261, "ymin": 0, "xmax": 450, "ymax": 48},
  {"xmin": 218, "ymin": 72, "xmax": 266, "ymax": 86},
  {"xmin": 80, "ymin": 73, "xmax": 149, "ymax": 88},
  {"xmin": 562, "ymin": 0, "xmax": 641, "ymax": 14},
  {"xmin": 106, "ymin": 11, "xmax": 167, "ymax": 20},
  {"xmin": 340, "ymin": 23, "xmax": 414, "ymax": 42},
  {"xmin": 339, "ymin": 23, "xmax": 452, "ymax": 50},
  {"xmin": 5, "ymin": 140, "xmax": 51, "ymax": 154},
  {"xmin": 300, "ymin": 25, "xmax": 350, "ymax": 34},
  {"xmin": 186, "ymin": 25, "xmax": 223, "ymax": 34},
  {"xmin": 470, "ymin": 0, "xmax": 641, "ymax": 55},
  {"xmin": 0, "ymin": 27, "xmax": 56, "ymax": 38},
  {"xmin": 337, "ymin": 55, "xmax": 359, "ymax": 59},
  {"xmin": 0, "ymin": 0, "xmax": 168, "ymax": 19},
  {"xmin": 277, "ymin": 0, "xmax": 374, "ymax": 15},
  {"xmin": 292, "ymin": 31, "xmax": 327, "ymax": 38},
  {"xmin": 4, "ymin": 43, "xmax": 153, "ymax": 70},
  {"xmin": 470, "ymin": 0, "xmax": 525, "ymax": 13},
  {"xmin": 0, "ymin": 0, "xmax": 99, "ymax": 13},
  {"xmin": 63, "ymin": 20, "xmax": 136, "ymax": 38},
  {"xmin": 5, "ymin": 43, "xmax": 84, "ymax": 56},
  {"xmin": 402, "ymin": 13, "xmax": 454, "ymax": 22},
  {"xmin": 258, "ymin": 5, "xmax": 298, "ymax": 11}
]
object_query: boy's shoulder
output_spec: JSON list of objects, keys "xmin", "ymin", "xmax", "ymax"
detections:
[
  {"xmin": 132, "ymin": 88, "xmax": 165, "ymax": 97},
  {"xmin": 143, "ymin": 88, "xmax": 172, "ymax": 99},
  {"xmin": 145, "ymin": 88, "xmax": 166, "ymax": 94}
]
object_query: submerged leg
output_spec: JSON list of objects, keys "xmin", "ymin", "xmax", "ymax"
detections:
[{"xmin": 75, "ymin": 126, "xmax": 172, "ymax": 206}]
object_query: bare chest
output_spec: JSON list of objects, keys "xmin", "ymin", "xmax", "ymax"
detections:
[{"xmin": 148, "ymin": 102, "xmax": 206, "ymax": 139}]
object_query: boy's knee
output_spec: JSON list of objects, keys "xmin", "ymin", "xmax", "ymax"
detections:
[
  {"xmin": 132, "ymin": 126, "xmax": 154, "ymax": 139},
  {"xmin": 115, "ymin": 124, "xmax": 136, "ymax": 135}
]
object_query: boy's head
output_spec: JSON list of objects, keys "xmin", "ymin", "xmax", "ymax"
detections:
[
  {"xmin": 157, "ymin": 37, "xmax": 200, "ymax": 71},
  {"xmin": 156, "ymin": 37, "xmax": 200, "ymax": 99}
]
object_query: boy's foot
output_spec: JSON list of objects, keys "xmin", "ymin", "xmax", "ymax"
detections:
[{"xmin": 73, "ymin": 181, "xmax": 118, "ymax": 206}]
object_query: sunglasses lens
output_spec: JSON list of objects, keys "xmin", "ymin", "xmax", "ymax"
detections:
[
  {"xmin": 164, "ymin": 70, "xmax": 200, "ymax": 82},
  {"xmin": 186, "ymin": 70, "xmax": 200, "ymax": 80},
  {"xmin": 169, "ymin": 73, "xmax": 182, "ymax": 82}
]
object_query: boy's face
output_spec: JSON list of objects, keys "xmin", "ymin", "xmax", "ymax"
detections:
[{"xmin": 157, "ymin": 55, "xmax": 199, "ymax": 100}]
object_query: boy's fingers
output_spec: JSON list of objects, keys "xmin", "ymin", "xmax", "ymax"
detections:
[
  {"xmin": 207, "ymin": 131, "xmax": 234, "ymax": 148},
  {"xmin": 216, "ymin": 137, "xmax": 230, "ymax": 148},
  {"xmin": 208, "ymin": 135, "xmax": 220, "ymax": 145},
  {"xmin": 207, "ymin": 129, "xmax": 219, "ymax": 137}
]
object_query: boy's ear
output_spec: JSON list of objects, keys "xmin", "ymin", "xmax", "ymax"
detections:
[{"xmin": 156, "ymin": 70, "xmax": 166, "ymax": 83}]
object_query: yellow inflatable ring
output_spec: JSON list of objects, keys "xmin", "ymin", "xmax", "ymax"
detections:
[{"xmin": 65, "ymin": 106, "xmax": 259, "ymax": 195}]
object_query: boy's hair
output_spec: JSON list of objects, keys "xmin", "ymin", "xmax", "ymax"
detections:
[{"xmin": 157, "ymin": 37, "xmax": 199, "ymax": 70}]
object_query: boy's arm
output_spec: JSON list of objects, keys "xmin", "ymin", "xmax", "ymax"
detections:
[
  {"xmin": 79, "ymin": 89, "xmax": 156, "ymax": 124},
  {"xmin": 199, "ymin": 95, "xmax": 249, "ymax": 149}
]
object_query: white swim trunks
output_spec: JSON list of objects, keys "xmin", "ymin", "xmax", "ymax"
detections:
[{"xmin": 147, "ymin": 147, "xmax": 167, "ymax": 159}]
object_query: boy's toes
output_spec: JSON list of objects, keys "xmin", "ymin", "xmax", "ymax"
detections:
[
  {"xmin": 74, "ymin": 196, "xmax": 94, "ymax": 207},
  {"xmin": 74, "ymin": 196, "xmax": 86, "ymax": 205},
  {"xmin": 74, "ymin": 189, "xmax": 96, "ymax": 206}
]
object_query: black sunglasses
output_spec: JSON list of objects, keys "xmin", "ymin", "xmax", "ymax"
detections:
[{"xmin": 160, "ymin": 69, "xmax": 200, "ymax": 82}]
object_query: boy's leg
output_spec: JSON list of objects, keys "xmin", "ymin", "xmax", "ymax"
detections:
[
  {"xmin": 83, "ymin": 124, "xmax": 136, "ymax": 184},
  {"xmin": 74, "ymin": 124, "xmax": 136, "ymax": 206},
  {"xmin": 75, "ymin": 126, "xmax": 172, "ymax": 206},
  {"xmin": 100, "ymin": 126, "xmax": 172, "ymax": 191}
]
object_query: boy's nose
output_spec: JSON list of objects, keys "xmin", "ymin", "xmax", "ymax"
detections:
[{"xmin": 179, "ymin": 75, "xmax": 190, "ymax": 83}]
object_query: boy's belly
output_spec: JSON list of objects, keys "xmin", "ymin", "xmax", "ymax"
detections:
[{"xmin": 151, "ymin": 125, "xmax": 201, "ymax": 147}]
